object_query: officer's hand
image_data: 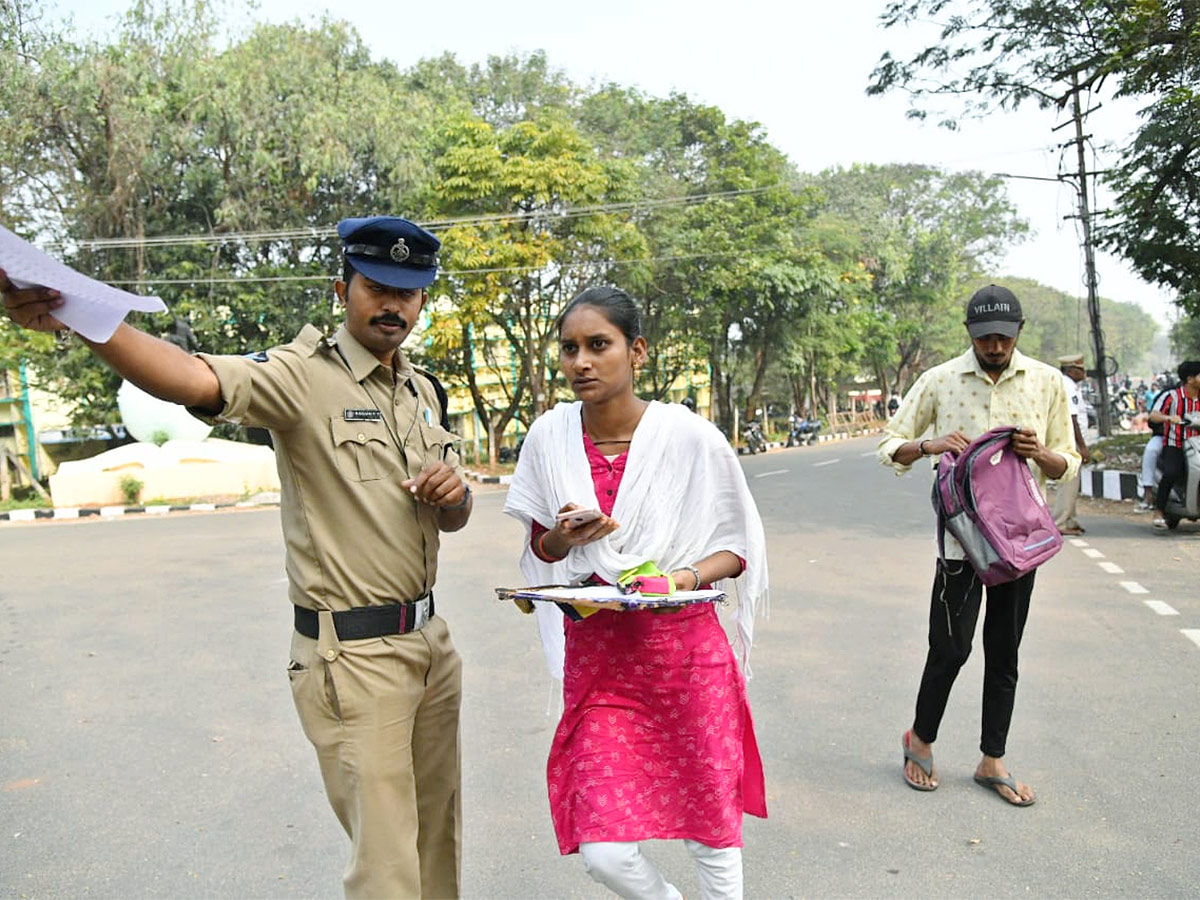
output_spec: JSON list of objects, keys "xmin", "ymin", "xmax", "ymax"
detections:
[
  {"xmin": 553, "ymin": 503, "xmax": 618, "ymax": 548},
  {"xmin": 403, "ymin": 461, "xmax": 467, "ymax": 508},
  {"xmin": 0, "ymin": 268, "xmax": 66, "ymax": 332}
]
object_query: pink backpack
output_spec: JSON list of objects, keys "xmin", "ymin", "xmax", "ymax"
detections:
[{"xmin": 932, "ymin": 426, "xmax": 1062, "ymax": 585}]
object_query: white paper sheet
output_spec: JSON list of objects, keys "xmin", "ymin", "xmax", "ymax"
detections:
[{"xmin": 0, "ymin": 225, "xmax": 166, "ymax": 342}]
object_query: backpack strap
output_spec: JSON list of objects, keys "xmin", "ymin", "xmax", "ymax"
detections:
[
  {"xmin": 931, "ymin": 453, "xmax": 951, "ymax": 561},
  {"xmin": 412, "ymin": 366, "xmax": 451, "ymax": 431}
]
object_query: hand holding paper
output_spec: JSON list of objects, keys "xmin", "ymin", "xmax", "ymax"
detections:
[{"xmin": 0, "ymin": 225, "xmax": 166, "ymax": 342}]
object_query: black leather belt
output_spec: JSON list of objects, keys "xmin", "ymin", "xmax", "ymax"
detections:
[{"xmin": 294, "ymin": 595, "xmax": 434, "ymax": 641}]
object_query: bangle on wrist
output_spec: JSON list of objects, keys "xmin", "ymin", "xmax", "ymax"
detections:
[
  {"xmin": 679, "ymin": 565, "xmax": 703, "ymax": 591},
  {"xmin": 918, "ymin": 439, "xmax": 930, "ymax": 456}
]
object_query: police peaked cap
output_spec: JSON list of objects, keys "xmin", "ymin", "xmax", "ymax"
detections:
[{"xmin": 338, "ymin": 216, "xmax": 440, "ymax": 290}]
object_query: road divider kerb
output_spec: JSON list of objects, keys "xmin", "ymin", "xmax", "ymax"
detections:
[{"xmin": 0, "ymin": 496, "xmax": 282, "ymax": 524}]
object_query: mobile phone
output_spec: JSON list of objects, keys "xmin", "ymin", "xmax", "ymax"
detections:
[{"xmin": 555, "ymin": 508, "xmax": 603, "ymax": 526}]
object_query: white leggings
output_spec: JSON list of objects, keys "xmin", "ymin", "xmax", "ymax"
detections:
[{"xmin": 579, "ymin": 839, "xmax": 743, "ymax": 900}]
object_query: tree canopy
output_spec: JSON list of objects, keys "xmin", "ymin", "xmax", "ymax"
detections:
[
  {"xmin": 0, "ymin": 0, "xmax": 1166, "ymax": 450},
  {"xmin": 867, "ymin": 0, "xmax": 1200, "ymax": 314}
]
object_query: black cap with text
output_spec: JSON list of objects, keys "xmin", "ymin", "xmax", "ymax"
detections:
[{"xmin": 965, "ymin": 284, "xmax": 1024, "ymax": 339}]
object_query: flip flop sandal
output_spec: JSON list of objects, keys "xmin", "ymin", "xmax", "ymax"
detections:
[
  {"xmin": 973, "ymin": 772, "xmax": 1035, "ymax": 806},
  {"xmin": 902, "ymin": 729, "xmax": 937, "ymax": 792}
]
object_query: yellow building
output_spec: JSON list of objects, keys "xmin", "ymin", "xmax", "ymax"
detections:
[{"xmin": 0, "ymin": 365, "xmax": 48, "ymax": 495}]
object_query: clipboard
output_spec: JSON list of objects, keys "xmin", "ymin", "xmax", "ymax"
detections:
[{"xmin": 495, "ymin": 584, "xmax": 725, "ymax": 613}]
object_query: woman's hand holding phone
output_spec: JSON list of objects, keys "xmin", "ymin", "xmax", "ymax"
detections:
[{"xmin": 550, "ymin": 503, "xmax": 618, "ymax": 550}]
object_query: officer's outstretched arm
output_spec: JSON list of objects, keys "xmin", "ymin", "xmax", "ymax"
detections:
[{"xmin": 1, "ymin": 270, "xmax": 222, "ymax": 413}]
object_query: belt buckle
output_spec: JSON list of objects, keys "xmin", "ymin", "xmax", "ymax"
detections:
[{"xmin": 409, "ymin": 596, "xmax": 432, "ymax": 632}]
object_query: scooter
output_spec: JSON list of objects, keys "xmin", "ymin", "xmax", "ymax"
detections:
[
  {"xmin": 743, "ymin": 421, "xmax": 768, "ymax": 455},
  {"xmin": 1160, "ymin": 411, "xmax": 1200, "ymax": 529},
  {"xmin": 785, "ymin": 414, "xmax": 821, "ymax": 447}
]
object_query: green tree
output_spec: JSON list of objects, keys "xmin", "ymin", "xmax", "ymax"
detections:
[
  {"xmin": 0, "ymin": 2, "xmax": 442, "ymax": 423},
  {"xmin": 992, "ymin": 276, "xmax": 1158, "ymax": 371},
  {"xmin": 578, "ymin": 91, "xmax": 827, "ymax": 432},
  {"xmin": 868, "ymin": 0, "xmax": 1200, "ymax": 312},
  {"xmin": 1170, "ymin": 315, "xmax": 1200, "ymax": 360},
  {"xmin": 424, "ymin": 110, "xmax": 645, "ymax": 462},
  {"xmin": 811, "ymin": 164, "xmax": 1027, "ymax": 395}
]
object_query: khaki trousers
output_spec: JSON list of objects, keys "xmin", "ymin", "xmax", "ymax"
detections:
[
  {"xmin": 1052, "ymin": 472, "xmax": 1081, "ymax": 530},
  {"xmin": 289, "ymin": 613, "xmax": 462, "ymax": 899}
]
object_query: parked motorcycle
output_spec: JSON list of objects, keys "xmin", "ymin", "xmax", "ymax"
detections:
[
  {"xmin": 743, "ymin": 421, "xmax": 768, "ymax": 455},
  {"xmin": 1110, "ymin": 387, "xmax": 1139, "ymax": 430},
  {"xmin": 785, "ymin": 414, "xmax": 821, "ymax": 447}
]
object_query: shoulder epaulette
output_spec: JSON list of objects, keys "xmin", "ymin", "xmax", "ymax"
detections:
[{"xmin": 295, "ymin": 323, "xmax": 328, "ymax": 357}]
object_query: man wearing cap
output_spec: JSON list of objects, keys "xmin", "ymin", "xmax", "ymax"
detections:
[
  {"xmin": 878, "ymin": 284, "xmax": 1079, "ymax": 807},
  {"xmin": 1, "ymin": 216, "xmax": 471, "ymax": 898},
  {"xmin": 1052, "ymin": 353, "xmax": 1090, "ymax": 535}
]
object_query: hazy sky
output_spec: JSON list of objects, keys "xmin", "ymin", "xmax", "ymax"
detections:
[{"xmin": 49, "ymin": 0, "xmax": 1175, "ymax": 325}]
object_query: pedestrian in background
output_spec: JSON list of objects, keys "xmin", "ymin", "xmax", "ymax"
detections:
[
  {"xmin": 878, "ymin": 284, "xmax": 1079, "ymax": 807},
  {"xmin": 1138, "ymin": 381, "xmax": 1172, "ymax": 511},
  {"xmin": 1052, "ymin": 353, "xmax": 1089, "ymax": 535},
  {"xmin": 504, "ymin": 286, "xmax": 768, "ymax": 900},
  {"xmin": 2, "ymin": 216, "xmax": 472, "ymax": 899}
]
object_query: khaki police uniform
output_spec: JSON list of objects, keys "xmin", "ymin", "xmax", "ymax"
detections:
[{"xmin": 198, "ymin": 322, "xmax": 464, "ymax": 899}]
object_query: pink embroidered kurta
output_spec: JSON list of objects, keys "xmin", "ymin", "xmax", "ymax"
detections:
[{"xmin": 541, "ymin": 429, "xmax": 767, "ymax": 855}]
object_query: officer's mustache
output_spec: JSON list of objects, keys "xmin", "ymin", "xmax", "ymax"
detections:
[{"xmin": 371, "ymin": 314, "xmax": 408, "ymax": 329}]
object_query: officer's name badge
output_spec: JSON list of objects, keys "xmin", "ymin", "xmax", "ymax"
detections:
[{"xmin": 343, "ymin": 409, "xmax": 383, "ymax": 422}]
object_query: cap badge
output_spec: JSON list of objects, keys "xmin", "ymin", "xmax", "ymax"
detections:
[{"xmin": 389, "ymin": 238, "xmax": 411, "ymax": 263}]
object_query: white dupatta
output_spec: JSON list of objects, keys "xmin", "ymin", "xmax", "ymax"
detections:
[{"xmin": 503, "ymin": 400, "xmax": 769, "ymax": 680}]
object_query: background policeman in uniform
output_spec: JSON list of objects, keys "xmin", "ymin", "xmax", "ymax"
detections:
[
  {"xmin": 1053, "ymin": 352, "xmax": 1089, "ymax": 535},
  {"xmin": 1, "ymin": 216, "xmax": 472, "ymax": 899}
]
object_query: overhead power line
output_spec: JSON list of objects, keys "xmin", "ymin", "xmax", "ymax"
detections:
[
  {"xmin": 53, "ymin": 186, "xmax": 779, "ymax": 253},
  {"xmin": 100, "ymin": 250, "xmax": 735, "ymax": 287}
]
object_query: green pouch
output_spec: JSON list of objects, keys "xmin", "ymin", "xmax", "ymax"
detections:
[{"xmin": 617, "ymin": 561, "xmax": 676, "ymax": 596}]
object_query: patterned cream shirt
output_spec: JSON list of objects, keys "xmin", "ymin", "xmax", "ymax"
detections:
[{"xmin": 878, "ymin": 346, "xmax": 1081, "ymax": 558}]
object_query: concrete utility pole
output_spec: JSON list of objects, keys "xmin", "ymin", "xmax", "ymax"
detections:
[{"xmin": 1070, "ymin": 73, "xmax": 1113, "ymax": 436}]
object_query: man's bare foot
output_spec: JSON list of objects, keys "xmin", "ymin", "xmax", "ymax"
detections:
[
  {"xmin": 974, "ymin": 755, "xmax": 1035, "ymax": 806},
  {"xmin": 902, "ymin": 730, "xmax": 938, "ymax": 790}
]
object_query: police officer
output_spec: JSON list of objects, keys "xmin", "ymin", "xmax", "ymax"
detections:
[{"xmin": 1, "ymin": 216, "xmax": 472, "ymax": 899}]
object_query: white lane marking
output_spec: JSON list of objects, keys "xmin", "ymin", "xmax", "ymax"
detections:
[
  {"xmin": 859, "ymin": 451, "xmax": 877, "ymax": 457},
  {"xmin": 1119, "ymin": 581, "xmax": 1149, "ymax": 594},
  {"xmin": 1069, "ymin": 538, "xmax": 1090, "ymax": 547},
  {"xmin": 1098, "ymin": 561, "xmax": 1125, "ymax": 574},
  {"xmin": 1182, "ymin": 629, "xmax": 1200, "ymax": 649},
  {"xmin": 1144, "ymin": 600, "xmax": 1179, "ymax": 616},
  {"xmin": 1082, "ymin": 548, "xmax": 1105, "ymax": 559},
  {"xmin": 754, "ymin": 469, "xmax": 789, "ymax": 479},
  {"xmin": 813, "ymin": 459, "xmax": 841, "ymax": 468}
]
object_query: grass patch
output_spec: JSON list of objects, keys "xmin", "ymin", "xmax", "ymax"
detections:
[
  {"xmin": 465, "ymin": 461, "xmax": 517, "ymax": 476},
  {"xmin": 0, "ymin": 493, "xmax": 52, "ymax": 512},
  {"xmin": 1090, "ymin": 433, "xmax": 1150, "ymax": 471}
]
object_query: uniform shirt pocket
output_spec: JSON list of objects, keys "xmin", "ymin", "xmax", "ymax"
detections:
[{"xmin": 330, "ymin": 418, "xmax": 395, "ymax": 482}]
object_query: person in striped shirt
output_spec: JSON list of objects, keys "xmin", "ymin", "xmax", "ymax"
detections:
[{"xmin": 1148, "ymin": 360, "xmax": 1200, "ymax": 530}]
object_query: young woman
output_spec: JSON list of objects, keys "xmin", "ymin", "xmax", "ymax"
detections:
[{"xmin": 504, "ymin": 286, "xmax": 768, "ymax": 900}]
